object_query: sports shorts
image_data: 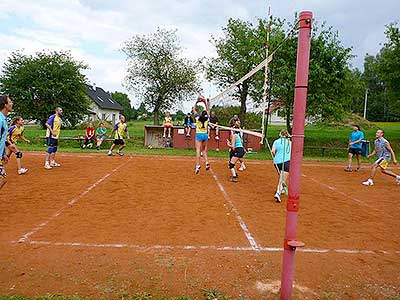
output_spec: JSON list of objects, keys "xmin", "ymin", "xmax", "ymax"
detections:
[
  {"xmin": 46, "ymin": 137, "xmax": 58, "ymax": 147},
  {"xmin": 230, "ymin": 147, "xmax": 245, "ymax": 159},
  {"xmin": 113, "ymin": 139, "xmax": 125, "ymax": 145},
  {"xmin": 375, "ymin": 157, "xmax": 389, "ymax": 170},
  {"xmin": 275, "ymin": 161, "xmax": 290, "ymax": 173},
  {"xmin": 349, "ymin": 148, "xmax": 362, "ymax": 155},
  {"xmin": 164, "ymin": 124, "xmax": 173, "ymax": 128},
  {"xmin": 195, "ymin": 133, "xmax": 208, "ymax": 141},
  {"xmin": 0, "ymin": 159, "xmax": 6, "ymax": 179}
]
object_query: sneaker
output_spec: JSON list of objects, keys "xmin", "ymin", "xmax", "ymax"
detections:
[
  {"xmin": 356, "ymin": 167, "xmax": 360, "ymax": 172},
  {"xmin": 82, "ymin": 144, "xmax": 86, "ymax": 149},
  {"xmin": 117, "ymin": 151, "xmax": 124, "ymax": 156},
  {"xmin": 163, "ymin": 134, "xmax": 166, "ymax": 138},
  {"xmin": 362, "ymin": 179, "xmax": 374, "ymax": 186},
  {"xmin": 195, "ymin": 165, "xmax": 201, "ymax": 174},
  {"xmin": 274, "ymin": 192, "xmax": 281, "ymax": 203},
  {"xmin": 396, "ymin": 176, "xmax": 400, "ymax": 185},
  {"xmin": 205, "ymin": 162, "xmax": 210, "ymax": 170},
  {"xmin": 215, "ymin": 136, "xmax": 220, "ymax": 140},
  {"xmin": 108, "ymin": 151, "xmax": 113, "ymax": 156},
  {"xmin": 168, "ymin": 135, "xmax": 171, "ymax": 138},
  {"xmin": 344, "ymin": 167, "xmax": 352, "ymax": 172},
  {"xmin": 88, "ymin": 143, "xmax": 93, "ymax": 148},
  {"xmin": 44, "ymin": 163, "xmax": 52, "ymax": 170},
  {"xmin": 50, "ymin": 161, "xmax": 61, "ymax": 167},
  {"xmin": 18, "ymin": 168, "xmax": 28, "ymax": 175},
  {"xmin": 230, "ymin": 176, "xmax": 238, "ymax": 183},
  {"xmin": 280, "ymin": 182, "xmax": 288, "ymax": 195},
  {"xmin": 238, "ymin": 162, "xmax": 246, "ymax": 171},
  {"xmin": 96, "ymin": 146, "xmax": 100, "ymax": 150}
]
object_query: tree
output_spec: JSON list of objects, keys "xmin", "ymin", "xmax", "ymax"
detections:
[
  {"xmin": 0, "ymin": 50, "xmax": 89, "ymax": 127},
  {"xmin": 122, "ymin": 28, "xmax": 200, "ymax": 125},
  {"xmin": 111, "ymin": 91, "xmax": 135, "ymax": 121},
  {"xmin": 206, "ymin": 17, "xmax": 353, "ymax": 130}
]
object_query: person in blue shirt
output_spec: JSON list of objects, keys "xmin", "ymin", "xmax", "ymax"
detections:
[
  {"xmin": 345, "ymin": 125, "xmax": 365, "ymax": 172},
  {"xmin": 271, "ymin": 129, "xmax": 291, "ymax": 203},
  {"xmin": 183, "ymin": 112, "xmax": 194, "ymax": 137},
  {"xmin": 0, "ymin": 95, "xmax": 14, "ymax": 190}
]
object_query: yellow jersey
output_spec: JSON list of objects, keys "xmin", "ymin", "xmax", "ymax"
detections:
[
  {"xmin": 113, "ymin": 122, "xmax": 128, "ymax": 139},
  {"xmin": 8, "ymin": 125, "xmax": 24, "ymax": 144},
  {"xmin": 46, "ymin": 114, "xmax": 61, "ymax": 139},
  {"xmin": 164, "ymin": 116, "xmax": 172, "ymax": 125},
  {"xmin": 195, "ymin": 114, "xmax": 208, "ymax": 134}
]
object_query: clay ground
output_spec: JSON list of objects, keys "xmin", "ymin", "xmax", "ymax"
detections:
[{"xmin": 0, "ymin": 152, "xmax": 399, "ymax": 299}]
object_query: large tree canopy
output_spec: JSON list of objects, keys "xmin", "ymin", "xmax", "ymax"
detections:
[
  {"xmin": 0, "ymin": 51, "xmax": 89, "ymax": 127},
  {"xmin": 123, "ymin": 28, "xmax": 200, "ymax": 125},
  {"xmin": 111, "ymin": 91, "xmax": 136, "ymax": 121},
  {"xmin": 206, "ymin": 17, "xmax": 353, "ymax": 130}
]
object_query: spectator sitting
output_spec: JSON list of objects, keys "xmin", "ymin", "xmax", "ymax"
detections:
[
  {"xmin": 208, "ymin": 111, "xmax": 220, "ymax": 140},
  {"xmin": 83, "ymin": 122, "xmax": 95, "ymax": 148},
  {"xmin": 95, "ymin": 122, "xmax": 108, "ymax": 150},
  {"xmin": 184, "ymin": 112, "xmax": 194, "ymax": 137},
  {"xmin": 163, "ymin": 111, "xmax": 173, "ymax": 138}
]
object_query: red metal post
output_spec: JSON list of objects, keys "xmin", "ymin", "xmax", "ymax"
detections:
[{"xmin": 280, "ymin": 11, "xmax": 313, "ymax": 300}]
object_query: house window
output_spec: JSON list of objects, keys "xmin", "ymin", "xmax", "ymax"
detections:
[
  {"xmin": 97, "ymin": 96, "xmax": 104, "ymax": 102},
  {"xmin": 102, "ymin": 113, "xmax": 106, "ymax": 120},
  {"xmin": 109, "ymin": 98, "xmax": 115, "ymax": 104}
]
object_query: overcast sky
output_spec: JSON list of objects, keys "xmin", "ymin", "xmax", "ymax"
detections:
[{"xmin": 0, "ymin": 0, "xmax": 399, "ymax": 109}]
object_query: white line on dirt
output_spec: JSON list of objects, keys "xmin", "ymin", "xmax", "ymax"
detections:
[
  {"xmin": 17, "ymin": 158, "xmax": 132, "ymax": 243},
  {"xmin": 24, "ymin": 240, "xmax": 399, "ymax": 255},
  {"xmin": 209, "ymin": 168, "xmax": 260, "ymax": 250}
]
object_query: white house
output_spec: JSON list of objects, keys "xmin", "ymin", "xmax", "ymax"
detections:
[{"xmin": 85, "ymin": 84, "xmax": 123, "ymax": 125}]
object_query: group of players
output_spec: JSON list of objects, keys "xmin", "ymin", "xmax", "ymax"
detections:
[{"xmin": 1, "ymin": 94, "xmax": 399, "ymax": 198}]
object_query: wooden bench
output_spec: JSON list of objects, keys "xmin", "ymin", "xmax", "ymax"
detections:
[
  {"xmin": 303, "ymin": 146, "xmax": 348, "ymax": 157},
  {"xmin": 40, "ymin": 136, "xmax": 115, "ymax": 148}
]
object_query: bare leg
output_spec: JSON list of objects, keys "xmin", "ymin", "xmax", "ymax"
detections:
[
  {"xmin": 230, "ymin": 156, "xmax": 239, "ymax": 177},
  {"xmin": 370, "ymin": 164, "xmax": 378, "ymax": 179},
  {"xmin": 202, "ymin": 142, "xmax": 209, "ymax": 165},
  {"xmin": 356, "ymin": 154, "xmax": 361, "ymax": 169},
  {"xmin": 381, "ymin": 168, "xmax": 399, "ymax": 178},
  {"xmin": 347, "ymin": 153, "xmax": 353, "ymax": 169},
  {"xmin": 195, "ymin": 140, "xmax": 202, "ymax": 166}
]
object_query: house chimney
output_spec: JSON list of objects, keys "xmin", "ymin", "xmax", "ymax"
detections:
[{"xmin": 93, "ymin": 83, "xmax": 96, "ymax": 91}]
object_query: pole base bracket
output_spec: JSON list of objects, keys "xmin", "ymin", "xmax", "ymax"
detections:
[{"xmin": 287, "ymin": 240, "xmax": 305, "ymax": 251}]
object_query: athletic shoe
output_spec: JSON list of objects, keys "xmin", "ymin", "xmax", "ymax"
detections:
[
  {"xmin": 168, "ymin": 135, "xmax": 171, "ymax": 138},
  {"xmin": 107, "ymin": 151, "xmax": 113, "ymax": 156},
  {"xmin": 50, "ymin": 161, "xmax": 61, "ymax": 167},
  {"xmin": 238, "ymin": 162, "xmax": 246, "ymax": 171},
  {"xmin": 274, "ymin": 192, "xmax": 281, "ymax": 203},
  {"xmin": 205, "ymin": 162, "xmax": 210, "ymax": 170},
  {"xmin": 18, "ymin": 168, "xmax": 28, "ymax": 175},
  {"xmin": 281, "ymin": 182, "xmax": 288, "ymax": 195},
  {"xmin": 230, "ymin": 176, "xmax": 238, "ymax": 183},
  {"xmin": 82, "ymin": 144, "xmax": 86, "ymax": 149},
  {"xmin": 117, "ymin": 151, "xmax": 124, "ymax": 156},
  {"xmin": 344, "ymin": 167, "xmax": 352, "ymax": 172},
  {"xmin": 396, "ymin": 176, "xmax": 400, "ymax": 185},
  {"xmin": 44, "ymin": 163, "xmax": 52, "ymax": 170},
  {"xmin": 195, "ymin": 165, "xmax": 201, "ymax": 174},
  {"xmin": 356, "ymin": 167, "xmax": 361, "ymax": 172},
  {"xmin": 215, "ymin": 136, "xmax": 220, "ymax": 140},
  {"xmin": 96, "ymin": 146, "xmax": 100, "ymax": 150},
  {"xmin": 163, "ymin": 134, "xmax": 166, "ymax": 138},
  {"xmin": 88, "ymin": 143, "xmax": 93, "ymax": 148},
  {"xmin": 362, "ymin": 179, "xmax": 374, "ymax": 186}
]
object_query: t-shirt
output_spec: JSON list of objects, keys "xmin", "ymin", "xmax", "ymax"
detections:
[
  {"xmin": 85, "ymin": 127, "xmax": 95, "ymax": 138},
  {"xmin": 195, "ymin": 113, "xmax": 208, "ymax": 134},
  {"xmin": 46, "ymin": 114, "xmax": 61, "ymax": 139},
  {"xmin": 96, "ymin": 127, "xmax": 107, "ymax": 137},
  {"xmin": 0, "ymin": 112, "xmax": 8, "ymax": 155},
  {"xmin": 164, "ymin": 116, "xmax": 172, "ymax": 125},
  {"xmin": 7, "ymin": 125, "xmax": 24, "ymax": 144},
  {"xmin": 272, "ymin": 137, "xmax": 291, "ymax": 164},
  {"xmin": 184, "ymin": 116, "xmax": 193, "ymax": 126},
  {"xmin": 233, "ymin": 132, "xmax": 243, "ymax": 148},
  {"xmin": 349, "ymin": 131, "xmax": 364, "ymax": 149},
  {"xmin": 374, "ymin": 137, "xmax": 391, "ymax": 160},
  {"xmin": 209, "ymin": 115, "xmax": 219, "ymax": 124},
  {"xmin": 113, "ymin": 122, "xmax": 128, "ymax": 139}
]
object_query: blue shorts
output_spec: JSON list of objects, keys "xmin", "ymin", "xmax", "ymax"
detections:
[{"xmin": 195, "ymin": 133, "xmax": 208, "ymax": 141}]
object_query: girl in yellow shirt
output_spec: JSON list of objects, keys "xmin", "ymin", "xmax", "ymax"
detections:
[
  {"xmin": 193, "ymin": 95, "xmax": 210, "ymax": 174},
  {"xmin": 6, "ymin": 116, "xmax": 30, "ymax": 174}
]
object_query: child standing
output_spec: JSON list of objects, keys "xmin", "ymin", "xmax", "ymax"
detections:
[{"xmin": 226, "ymin": 117, "xmax": 245, "ymax": 182}]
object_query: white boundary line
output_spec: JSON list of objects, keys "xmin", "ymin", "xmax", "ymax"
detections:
[
  {"xmin": 17, "ymin": 157, "xmax": 132, "ymax": 243},
  {"xmin": 25, "ymin": 240, "xmax": 399, "ymax": 255},
  {"xmin": 209, "ymin": 168, "xmax": 260, "ymax": 250}
]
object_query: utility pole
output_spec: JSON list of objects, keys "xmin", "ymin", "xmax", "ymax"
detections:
[{"xmin": 363, "ymin": 88, "xmax": 369, "ymax": 119}]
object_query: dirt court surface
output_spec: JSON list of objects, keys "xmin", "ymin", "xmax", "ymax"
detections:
[{"xmin": 0, "ymin": 152, "xmax": 399, "ymax": 299}]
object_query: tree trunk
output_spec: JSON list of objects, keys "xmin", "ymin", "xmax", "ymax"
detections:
[
  {"xmin": 239, "ymin": 83, "xmax": 248, "ymax": 126},
  {"xmin": 153, "ymin": 109, "xmax": 159, "ymax": 125}
]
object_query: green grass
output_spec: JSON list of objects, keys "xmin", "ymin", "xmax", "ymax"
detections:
[{"xmin": 16, "ymin": 121, "xmax": 400, "ymax": 161}]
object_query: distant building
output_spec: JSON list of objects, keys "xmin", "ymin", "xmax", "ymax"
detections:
[{"xmin": 85, "ymin": 84, "xmax": 123, "ymax": 125}]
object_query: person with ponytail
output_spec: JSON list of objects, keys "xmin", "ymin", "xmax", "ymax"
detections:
[
  {"xmin": 6, "ymin": 116, "xmax": 30, "ymax": 175},
  {"xmin": 271, "ymin": 129, "xmax": 292, "ymax": 203},
  {"xmin": 226, "ymin": 117, "xmax": 245, "ymax": 182},
  {"xmin": 193, "ymin": 95, "xmax": 210, "ymax": 174}
]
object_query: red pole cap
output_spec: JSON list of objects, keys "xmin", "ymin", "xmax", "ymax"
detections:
[{"xmin": 299, "ymin": 11, "xmax": 313, "ymax": 29}]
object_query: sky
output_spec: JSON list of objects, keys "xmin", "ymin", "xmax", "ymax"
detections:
[{"xmin": 0, "ymin": 0, "xmax": 399, "ymax": 109}]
